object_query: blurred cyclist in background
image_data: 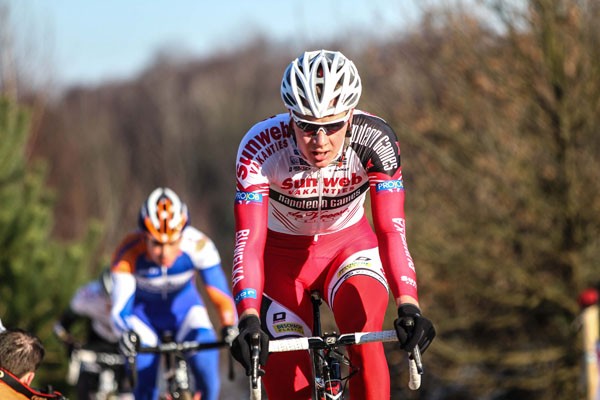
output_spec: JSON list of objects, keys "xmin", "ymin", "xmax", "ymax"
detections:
[
  {"xmin": 230, "ymin": 49, "xmax": 436, "ymax": 399},
  {"xmin": 111, "ymin": 187, "xmax": 236, "ymax": 400},
  {"xmin": 53, "ymin": 267, "xmax": 132, "ymax": 399}
]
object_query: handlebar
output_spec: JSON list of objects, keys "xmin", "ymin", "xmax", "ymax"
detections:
[
  {"xmin": 123, "ymin": 337, "xmax": 231, "ymax": 388},
  {"xmin": 136, "ymin": 340, "xmax": 228, "ymax": 354},
  {"xmin": 72, "ymin": 348, "xmax": 126, "ymax": 366},
  {"xmin": 271, "ymin": 330, "xmax": 423, "ymax": 390},
  {"xmin": 408, "ymin": 345, "xmax": 423, "ymax": 390}
]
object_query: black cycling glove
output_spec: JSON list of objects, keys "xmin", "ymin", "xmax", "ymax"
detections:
[
  {"xmin": 231, "ymin": 315, "xmax": 269, "ymax": 376},
  {"xmin": 394, "ymin": 304, "xmax": 436, "ymax": 354}
]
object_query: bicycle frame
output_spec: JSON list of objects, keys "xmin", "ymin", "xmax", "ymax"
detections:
[
  {"xmin": 69, "ymin": 349, "xmax": 128, "ymax": 400},
  {"xmin": 127, "ymin": 334, "xmax": 228, "ymax": 400},
  {"xmin": 249, "ymin": 291, "xmax": 423, "ymax": 400},
  {"xmin": 309, "ymin": 291, "xmax": 344, "ymax": 399}
]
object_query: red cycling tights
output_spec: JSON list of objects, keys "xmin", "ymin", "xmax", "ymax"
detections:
[{"xmin": 261, "ymin": 219, "xmax": 391, "ymax": 399}]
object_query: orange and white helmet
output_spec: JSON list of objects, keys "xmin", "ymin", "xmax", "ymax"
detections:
[
  {"xmin": 138, "ymin": 187, "xmax": 188, "ymax": 243},
  {"xmin": 281, "ymin": 50, "xmax": 362, "ymax": 119}
]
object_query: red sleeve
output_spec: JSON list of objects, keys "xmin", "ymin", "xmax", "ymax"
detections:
[
  {"xmin": 369, "ymin": 170, "xmax": 419, "ymax": 301},
  {"xmin": 232, "ymin": 183, "xmax": 269, "ymax": 316}
]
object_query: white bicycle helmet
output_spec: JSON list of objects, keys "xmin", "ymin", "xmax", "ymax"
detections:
[
  {"xmin": 281, "ymin": 50, "xmax": 362, "ymax": 119},
  {"xmin": 138, "ymin": 187, "xmax": 188, "ymax": 243}
]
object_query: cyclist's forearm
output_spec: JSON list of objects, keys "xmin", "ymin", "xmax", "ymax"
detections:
[
  {"xmin": 232, "ymin": 197, "xmax": 268, "ymax": 316},
  {"xmin": 396, "ymin": 295, "xmax": 420, "ymax": 308},
  {"xmin": 205, "ymin": 285, "xmax": 237, "ymax": 326},
  {"xmin": 239, "ymin": 308, "xmax": 260, "ymax": 320},
  {"xmin": 53, "ymin": 321, "xmax": 72, "ymax": 342}
]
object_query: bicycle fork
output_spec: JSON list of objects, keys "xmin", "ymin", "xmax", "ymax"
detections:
[{"xmin": 311, "ymin": 291, "xmax": 343, "ymax": 400}]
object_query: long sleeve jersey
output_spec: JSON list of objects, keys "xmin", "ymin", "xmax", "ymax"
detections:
[
  {"xmin": 110, "ymin": 226, "xmax": 236, "ymax": 333},
  {"xmin": 232, "ymin": 111, "xmax": 418, "ymax": 315}
]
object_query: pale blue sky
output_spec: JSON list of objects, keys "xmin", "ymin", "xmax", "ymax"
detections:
[{"xmin": 10, "ymin": 0, "xmax": 425, "ymax": 87}]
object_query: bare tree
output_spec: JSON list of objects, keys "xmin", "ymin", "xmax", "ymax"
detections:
[{"xmin": 358, "ymin": 1, "xmax": 600, "ymax": 398}]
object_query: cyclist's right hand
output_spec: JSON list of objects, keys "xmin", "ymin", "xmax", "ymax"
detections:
[
  {"xmin": 52, "ymin": 322, "xmax": 80, "ymax": 357},
  {"xmin": 66, "ymin": 341, "xmax": 82, "ymax": 358},
  {"xmin": 231, "ymin": 315, "xmax": 269, "ymax": 376},
  {"xmin": 119, "ymin": 330, "xmax": 140, "ymax": 358}
]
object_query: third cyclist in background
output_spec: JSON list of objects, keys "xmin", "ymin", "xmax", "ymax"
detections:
[
  {"xmin": 53, "ymin": 267, "xmax": 133, "ymax": 399},
  {"xmin": 110, "ymin": 187, "xmax": 237, "ymax": 400},
  {"xmin": 231, "ymin": 49, "xmax": 436, "ymax": 399}
]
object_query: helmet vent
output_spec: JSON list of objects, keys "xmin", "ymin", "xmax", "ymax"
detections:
[{"xmin": 280, "ymin": 50, "xmax": 362, "ymax": 118}]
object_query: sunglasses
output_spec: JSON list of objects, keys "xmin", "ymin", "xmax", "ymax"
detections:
[{"xmin": 292, "ymin": 112, "xmax": 351, "ymax": 135}]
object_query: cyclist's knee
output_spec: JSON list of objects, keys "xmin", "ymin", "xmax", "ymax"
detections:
[{"xmin": 332, "ymin": 276, "xmax": 389, "ymax": 331}]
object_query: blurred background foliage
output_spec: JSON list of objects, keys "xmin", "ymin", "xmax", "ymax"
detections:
[{"xmin": 1, "ymin": 0, "xmax": 599, "ymax": 399}]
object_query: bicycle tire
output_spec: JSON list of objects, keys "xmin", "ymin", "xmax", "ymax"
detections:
[
  {"xmin": 159, "ymin": 391, "xmax": 194, "ymax": 400},
  {"xmin": 177, "ymin": 390, "xmax": 194, "ymax": 400}
]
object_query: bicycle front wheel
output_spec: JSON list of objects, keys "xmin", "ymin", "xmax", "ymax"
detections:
[{"xmin": 159, "ymin": 391, "xmax": 194, "ymax": 400}]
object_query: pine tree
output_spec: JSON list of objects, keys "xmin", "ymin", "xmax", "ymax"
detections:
[{"xmin": 0, "ymin": 97, "xmax": 102, "ymax": 388}]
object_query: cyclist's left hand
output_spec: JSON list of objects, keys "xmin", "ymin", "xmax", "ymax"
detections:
[
  {"xmin": 119, "ymin": 330, "xmax": 139, "ymax": 358},
  {"xmin": 394, "ymin": 304, "xmax": 436, "ymax": 354},
  {"xmin": 221, "ymin": 325, "xmax": 238, "ymax": 345}
]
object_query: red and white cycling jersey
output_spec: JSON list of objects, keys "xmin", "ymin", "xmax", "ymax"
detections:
[{"xmin": 233, "ymin": 110, "xmax": 418, "ymax": 314}]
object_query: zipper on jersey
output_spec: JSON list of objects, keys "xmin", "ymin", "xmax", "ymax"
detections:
[
  {"xmin": 161, "ymin": 265, "xmax": 168, "ymax": 300},
  {"xmin": 314, "ymin": 168, "xmax": 323, "ymax": 242}
]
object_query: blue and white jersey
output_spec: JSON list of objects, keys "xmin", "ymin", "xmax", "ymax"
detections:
[{"xmin": 110, "ymin": 226, "xmax": 235, "ymax": 342}]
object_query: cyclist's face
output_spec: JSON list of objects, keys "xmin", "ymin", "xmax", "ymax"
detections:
[
  {"xmin": 145, "ymin": 235, "xmax": 181, "ymax": 267},
  {"xmin": 292, "ymin": 110, "xmax": 352, "ymax": 168}
]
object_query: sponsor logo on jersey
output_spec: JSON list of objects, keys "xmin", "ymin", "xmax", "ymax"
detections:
[
  {"xmin": 273, "ymin": 312, "xmax": 286, "ymax": 322},
  {"xmin": 401, "ymin": 275, "xmax": 417, "ymax": 288},
  {"xmin": 195, "ymin": 237, "xmax": 207, "ymax": 251},
  {"xmin": 232, "ymin": 229, "xmax": 250, "ymax": 287},
  {"xmin": 273, "ymin": 322, "xmax": 305, "ymax": 335},
  {"xmin": 352, "ymin": 123, "xmax": 398, "ymax": 171},
  {"xmin": 234, "ymin": 288, "xmax": 257, "ymax": 304},
  {"xmin": 272, "ymin": 183, "xmax": 368, "ymax": 213},
  {"xmin": 288, "ymin": 156, "xmax": 312, "ymax": 172},
  {"xmin": 337, "ymin": 256, "xmax": 372, "ymax": 277},
  {"xmin": 392, "ymin": 218, "xmax": 416, "ymax": 272},
  {"xmin": 376, "ymin": 179, "xmax": 404, "ymax": 192},
  {"xmin": 289, "ymin": 165, "xmax": 312, "ymax": 172},
  {"xmin": 146, "ymin": 267, "xmax": 161, "ymax": 276},
  {"xmin": 281, "ymin": 173, "xmax": 363, "ymax": 190},
  {"xmin": 290, "ymin": 155, "xmax": 310, "ymax": 166},
  {"xmin": 237, "ymin": 120, "xmax": 291, "ymax": 180},
  {"xmin": 235, "ymin": 191, "xmax": 263, "ymax": 204}
]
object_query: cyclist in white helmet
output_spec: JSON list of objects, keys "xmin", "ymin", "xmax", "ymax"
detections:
[
  {"xmin": 231, "ymin": 50, "xmax": 436, "ymax": 399},
  {"xmin": 53, "ymin": 267, "xmax": 132, "ymax": 399},
  {"xmin": 110, "ymin": 187, "xmax": 237, "ymax": 400}
]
